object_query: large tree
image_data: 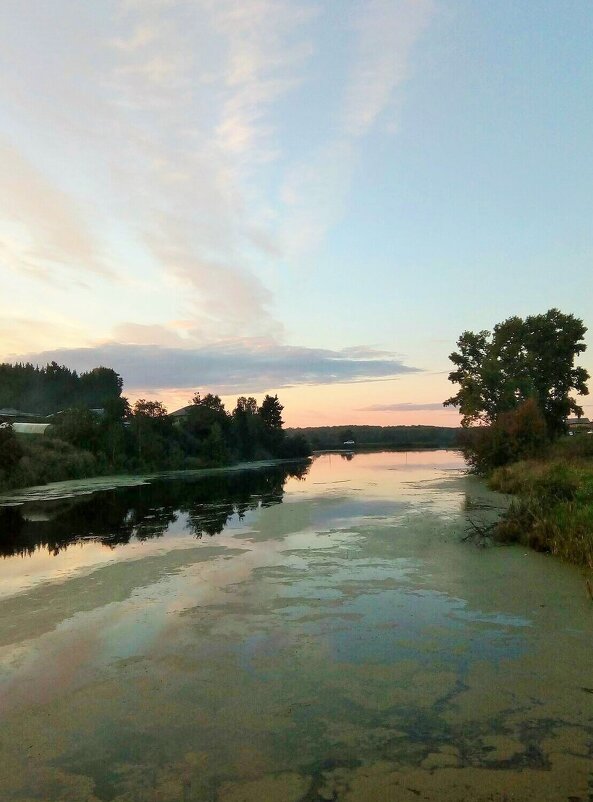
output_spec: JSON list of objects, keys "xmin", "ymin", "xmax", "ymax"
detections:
[
  {"xmin": 444, "ymin": 309, "xmax": 589, "ymax": 437},
  {"xmin": 258, "ymin": 394, "xmax": 285, "ymax": 455}
]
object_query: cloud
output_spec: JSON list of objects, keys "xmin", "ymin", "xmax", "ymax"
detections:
[
  {"xmin": 343, "ymin": 0, "xmax": 434, "ymax": 138},
  {"xmin": 280, "ymin": 0, "xmax": 434, "ymax": 257},
  {"xmin": 0, "ymin": 1, "xmax": 435, "ymax": 347},
  {"xmin": 358, "ymin": 402, "xmax": 448, "ymax": 412},
  {"xmin": 0, "ymin": 0, "xmax": 317, "ymax": 335},
  {"xmin": 0, "ymin": 316, "xmax": 91, "ymax": 356},
  {"xmin": 0, "ymin": 141, "xmax": 107, "ymax": 280},
  {"xmin": 14, "ymin": 340, "xmax": 419, "ymax": 395}
]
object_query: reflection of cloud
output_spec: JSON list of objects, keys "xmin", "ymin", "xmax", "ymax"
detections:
[
  {"xmin": 359, "ymin": 402, "xmax": 449, "ymax": 412},
  {"xmin": 16, "ymin": 341, "xmax": 419, "ymax": 395}
]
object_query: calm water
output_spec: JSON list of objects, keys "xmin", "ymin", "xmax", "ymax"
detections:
[{"xmin": 0, "ymin": 451, "xmax": 592, "ymax": 801}]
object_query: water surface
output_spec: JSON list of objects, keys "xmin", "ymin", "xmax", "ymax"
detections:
[{"xmin": 0, "ymin": 451, "xmax": 591, "ymax": 801}]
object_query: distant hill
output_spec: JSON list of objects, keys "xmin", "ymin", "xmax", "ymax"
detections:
[{"xmin": 286, "ymin": 424, "xmax": 461, "ymax": 450}]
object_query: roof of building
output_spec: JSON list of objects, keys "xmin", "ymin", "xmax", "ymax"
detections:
[
  {"xmin": 169, "ymin": 406, "xmax": 192, "ymax": 418},
  {"xmin": 567, "ymin": 417, "xmax": 591, "ymax": 425}
]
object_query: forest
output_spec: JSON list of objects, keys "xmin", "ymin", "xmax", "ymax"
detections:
[
  {"xmin": 287, "ymin": 424, "xmax": 460, "ymax": 450},
  {"xmin": 0, "ymin": 362, "xmax": 311, "ymax": 490}
]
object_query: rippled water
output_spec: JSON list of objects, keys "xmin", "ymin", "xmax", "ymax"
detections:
[{"xmin": 0, "ymin": 451, "xmax": 592, "ymax": 801}]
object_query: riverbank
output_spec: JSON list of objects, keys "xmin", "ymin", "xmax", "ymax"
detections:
[
  {"xmin": 0, "ymin": 456, "xmax": 311, "ymax": 505},
  {"xmin": 488, "ymin": 436, "xmax": 593, "ymax": 570}
]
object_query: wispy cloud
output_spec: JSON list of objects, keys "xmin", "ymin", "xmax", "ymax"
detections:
[
  {"xmin": 0, "ymin": 141, "xmax": 107, "ymax": 280},
  {"xmin": 280, "ymin": 0, "xmax": 434, "ymax": 256},
  {"xmin": 343, "ymin": 0, "xmax": 434, "ymax": 138},
  {"xmin": 0, "ymin": 0, "xmax": 435, "ymax": 369},
  {"xmin": 15, "ymin": 340, "xmax": 419, "ymax": 395},
  {"xmin": 0, "ymin": 0, "xmax": 317, "ymax": 335},
  {"xmin": 359, "ymin": 402, "xmax": 449, "ymax": 412}
]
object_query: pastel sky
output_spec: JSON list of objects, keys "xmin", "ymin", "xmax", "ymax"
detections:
[{"xmin": 1, "ymin": 1, "xmax": 592, "ymax": 427}]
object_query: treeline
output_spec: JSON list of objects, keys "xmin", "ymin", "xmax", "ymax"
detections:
[
  {"xmin": 0, "ymin": 362, "xmax": 311, "ymax": 490},
  {"xmin": 0, "ymin": 362, "xmax": 122, "ymax": 415},
  {"xmin": 286, "ymin": 424, "xmax": 460, "ymax": 451}
]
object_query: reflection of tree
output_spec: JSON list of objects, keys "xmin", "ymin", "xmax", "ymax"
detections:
[
  {"xmin": 0, "ymin": 462, "xmax": 310, "ymax": 558},
  {"xmin": 340, "ymin": 453, "xmax": 355, "ymax": 461}
]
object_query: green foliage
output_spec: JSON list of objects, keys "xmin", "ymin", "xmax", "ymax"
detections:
[
  {"xmin": 490, "ymin": 457, "xmax": 593, "ymax": 567},
  {"xmin": 200, "ymin": 423, "xmax": 228, "ymax": 466},
  {"xmin": 185, "ymin": 393, "xmax": 230, "ymax": 442},
  {"xmin": 0, "ymin": 361, "xmax": 123, "ymax": 415},
  {"xmin": 288, "ymin": 425, "xmax": 459, "ymax": 450},
  {"xmin": 51, "ymin": 407, "xmax": 101, "ymax": 453},
  {"xmin": 3, "ymin": 438, "xmax": 98, "ymax": 489},
  {"xmin": 231, "ymin": 396, "xmax": 261, "ymax": 460},
  {"xmin": 460, "ymin": 399, "xmax": 548, "ymax": 473},
  {"xmin": 281, "ymin": 434, "xmax": 312, "ymax": 459},
  {"xmin": 0, "ymin": 425, "xmax": 24, "ymax": 482},
  {"xmin": 445, "ymin": 309, "xmax": 589, "ymax": 438},
  {"xmin": 0, "ymin": 361, "xmax": 311, "ymax": 491},
  {"xmin": 258, "ymin": 394, "xmax": 284, "ymax": 454}
]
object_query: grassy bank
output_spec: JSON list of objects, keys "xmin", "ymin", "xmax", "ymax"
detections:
[
  {"xmin": 488, "ymin": 436, "xmax": 593, "ymax": 569},
  {"xmin": 0, "ymin": 434, "xmax": 310, "ymax": 494}
]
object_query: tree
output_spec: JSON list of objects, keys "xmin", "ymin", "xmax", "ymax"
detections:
[
  {"xmin": 259, "ymin": 394, "xmax": 284, "ymax": 430},
  {"xmin": 185, "ymin": 392, "xmax": 230, "ymax": 443},
  {"xmin": 338, "ymin": 428, "xmax": 355, "ymax": 445},
  {"xmin": 459, "ymin": 398, "xmax": 548, "ymax": 472},
  {"xmin": 52, "ymin": 407, "xmax": 100, "ymax": 453},
  {"xmin": 445, "ymin": 309, "xmax": 589, "ymax": 438},
  {"xmin": 132, "ymin": 399, "xmax": 169, "ymax": 463},
  {"xmin": 258, "ymin": 395, "xmax": 284, "ymax": 455},
  {"xmin": 232, "ymin": 397, "xmax": 260, "ymax": 459},
  {"xmin": 0, "ymin": 424, "xmax": 23, "ymax": 482},
  {"xmin": 79, "ymin": 367, "xmax": 123, "ymax": 407}
]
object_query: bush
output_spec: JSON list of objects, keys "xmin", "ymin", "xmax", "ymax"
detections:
[
  {"xmin": 281, "ymin": 434, "xmax": 312, "ymax": 459},
  {"xmin": 462, "ymin": 399, "xmax": 548, "ymax": 473},
  {"xmin": 0, "ymin": 425, "xmax": 24, "ymax": 484},
  {"xmin": 5, "ymin": 438, "xmax": 99, "ymax": 489},
  {"xmin": 492, "ymin": 459, "xmax": 593, "ymax": 566}
]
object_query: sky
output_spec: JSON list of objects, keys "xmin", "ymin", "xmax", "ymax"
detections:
[{"xmin": 0, "ymin": 0, "xmax": 592, "ymax": 427}]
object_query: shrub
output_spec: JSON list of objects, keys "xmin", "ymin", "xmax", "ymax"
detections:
[{"xmin": 462, "ymin": 399, "xmax": 548, "ymax": 473}]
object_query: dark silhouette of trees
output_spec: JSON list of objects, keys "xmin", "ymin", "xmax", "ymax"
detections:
[
  {"xmin": 0, "ymin": 425, "xmax": 23, "ymax": 483},
  {"xmin": 0, "ymin": 362, "xmax": 123, "ymax": 415},
  {"xmin": 232, "ymin": 396, "xmax": 260, "ymax": 459},
  {"xmin": 445, "ymin": 309, "xmax": 589, "ymax": 438},
  {"xmin": 445, "ymin": 309, "xmax": 590, "ymax": 471},
  {"xmin": 258, "ymin": 394, "xmax": 284, "ymax": 454},
  {"xmin": 0, "ymin": 361, "xmax": 311, "ymax": 490}
]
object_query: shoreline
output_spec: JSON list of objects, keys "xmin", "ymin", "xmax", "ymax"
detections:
[{"xmin": 0, "ymin": 457, "xmax": 311, "ymax": 506}]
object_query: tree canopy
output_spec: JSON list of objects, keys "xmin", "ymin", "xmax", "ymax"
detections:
[
  {"xmin": 0, "ymin": 362, "xmax": 122, "ymax": 415},
  {"xmin": 444, "ymin": 309, "xmax": 589, "ymax": 438}
]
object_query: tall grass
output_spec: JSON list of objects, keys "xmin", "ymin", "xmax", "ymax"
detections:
[{"xmin": 489, "ymin": 440, "xmax": 593, "ymax": 569}]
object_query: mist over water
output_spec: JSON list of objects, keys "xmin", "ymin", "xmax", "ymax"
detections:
[{"xmin": 0, "ymin": 451, "xmax": 591, "ymax": 801}]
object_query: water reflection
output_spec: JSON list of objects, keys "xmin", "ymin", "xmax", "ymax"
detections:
[
  {"xmin": 0, "ymin": 462, "xmax": 309, "ymax": 558},
  {"xmin": 1, "ymin": 451, "xmax": 592, "ymax": 802}
]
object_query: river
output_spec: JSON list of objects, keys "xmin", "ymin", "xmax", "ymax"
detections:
[{"xmin": 0, "ymin": 450, "xmax": 591, "ymax": 801}]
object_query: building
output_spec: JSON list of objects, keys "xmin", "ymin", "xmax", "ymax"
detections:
[
  {"xmin": 169, "ymin": 406, "xmax": 192, "ymax": 420},
  {"xmin": 10, "ymin": 422, "xmax": 53, "ymax": 437}
]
